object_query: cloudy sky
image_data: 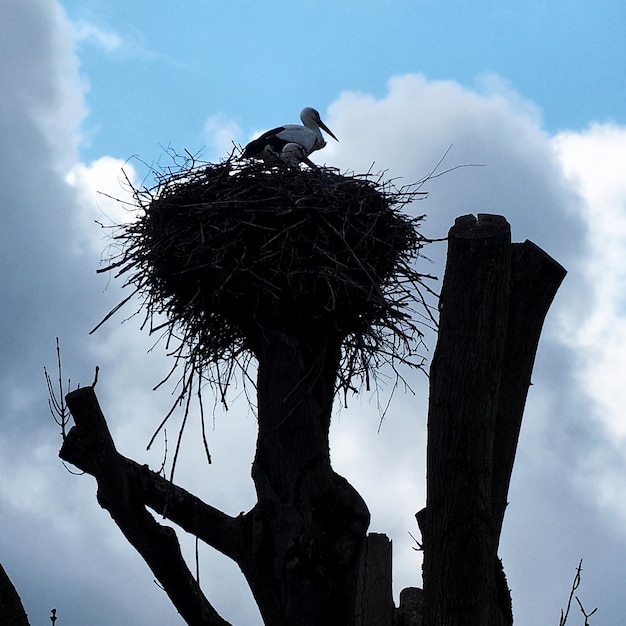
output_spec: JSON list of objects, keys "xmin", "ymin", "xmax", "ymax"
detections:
[{"xmin": 1, "ymin": 0, "xmax": 625, "ymax": 624}]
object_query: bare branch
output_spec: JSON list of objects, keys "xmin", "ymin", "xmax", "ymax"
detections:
[
  {"xmin": 575, "ymin": 596, "xmax": 598, "ymax": 625},
  {"xmin": 59, "ymin": 387, "xmax": 237, "ymax": 626},
  {"xmin": 559, "ymin": 560, "xmax": 591, "ymax": 626},
  {"xmin": 45, "ymin": 338, "xmax": 71, "ymax": 438}
]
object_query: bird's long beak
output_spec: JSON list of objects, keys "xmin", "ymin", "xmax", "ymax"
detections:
[{"xmin": 318, "ymin": 119, "xmax": 339, "ymax": 142}]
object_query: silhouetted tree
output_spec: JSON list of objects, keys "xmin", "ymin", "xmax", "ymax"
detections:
[
  {"xmin": 61, "ymin": 159, "xmax": 430, "ymax": 626},
  {"xmin": 59, "ymin": 160, "xmax": 565, "ymax": 625}
]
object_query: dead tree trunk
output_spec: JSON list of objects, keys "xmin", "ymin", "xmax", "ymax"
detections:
[
  {"xmin": 239, "ymin": 328, "xmax": 370, "ymax": 626},
  {"xmin": 421, "ymin": 214, "xmax": 566, "ymax": 626}
]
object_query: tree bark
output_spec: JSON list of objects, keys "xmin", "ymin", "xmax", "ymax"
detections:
[
  {"xmin": 356, "ymin": 533, "xmax": 394, "ymax": 626},
  {"xmin": 239, "ymin": 329, "xmax": 370, "ymax": 626},
  {"xmin": 421, "ymin": 214, "xmax": 566, "ymax": 626},
  {"xmin": 424, "ymin": 214, "xmax": 512, "ymax": 626},
  {"xmin": 491, "ymin": 240, "xmax": 566, "ymax": 540},
  {"xmin": 395, "ymin": 587, "xmax": 423, "ymax": 626}
]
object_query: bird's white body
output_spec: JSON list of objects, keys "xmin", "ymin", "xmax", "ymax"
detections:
[{"xmin": 243, "ymin": 107, "xmax": 338, "ymax": 167}]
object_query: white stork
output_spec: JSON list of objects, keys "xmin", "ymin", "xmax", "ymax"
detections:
[{"xmin": 243, "ymin": 107, "xmax": 338, "ymax": 167}]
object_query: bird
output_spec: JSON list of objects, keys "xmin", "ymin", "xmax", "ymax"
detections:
[
  {"xmin": 243, "ymin": 107, "xmax": 338, "ymax": 167},
  {"xmin": 279, "ymin": 143, "xmax": 317, "ymax": 168}
]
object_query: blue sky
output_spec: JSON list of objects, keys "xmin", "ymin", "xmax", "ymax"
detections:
[
  {"xmin": 64, "ymin": 0, "xmax": 625, "ymax": 163},
  {"xmin": 1, "ymin": 1, "xmax": 626, "ymax": 625}
]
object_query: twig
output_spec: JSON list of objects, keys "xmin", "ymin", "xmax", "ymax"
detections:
[
  {"xmin": 575, "ymin": 596, "xmax": 597, "ymax": 625},
  {"xmin": 559, "ymin": 560, "xmax": 597, "ymax": 626},
  {"xmin": 45, "ymin": 338, "xmax": 71, "ymax": 438}
]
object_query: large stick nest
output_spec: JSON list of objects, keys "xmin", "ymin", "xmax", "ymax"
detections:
[{"xmin": 99, "ymin": 155, "xmax": 435, "ymax": 403}]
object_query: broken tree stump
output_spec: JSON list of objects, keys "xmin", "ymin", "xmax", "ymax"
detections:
[
  {"xmin": 421, "ymin": 214, "xmax": 566, "ymax": 626},
  {"xmin": 356, "ymin": 533, "xmax": 394, "ymax": 626}
]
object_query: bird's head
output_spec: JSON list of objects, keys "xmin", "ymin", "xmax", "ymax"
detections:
[{"xmin": 300, "ymin": 107, "xmax": 338, "ymax": 142}]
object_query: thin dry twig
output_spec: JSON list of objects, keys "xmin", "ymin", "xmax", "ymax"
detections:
[
  {"xmin": 45, "ymin": 339, "xmax": 91, "ymax": 475},
  {"xmin": 559, "ymin": 560, "xmax": 597, "ymax": 626},
  {"xmin": 45, "ymin": 338, "xmax": 71, "ymax": 438},
  {"xmin": 575, "ymin": 596, "xmax": 597, "ymax": 625}
]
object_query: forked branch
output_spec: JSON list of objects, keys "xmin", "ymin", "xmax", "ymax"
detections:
[
  {"xmin": 559, "ymin": 560, "xmax": 597, "ymax": 626},
  {"xmin": 59, "ymin": 386, "xmax": 236, "ymax": 626}
]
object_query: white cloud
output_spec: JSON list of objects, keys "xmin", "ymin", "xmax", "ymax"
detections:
[
  {"xmin": 0, "ymin": 0, "xmax": 86, "ymax": 172},
  {"xmin": 203, "ymin": 113, "xmax": 243, "ymax": 160},
  {"xmin": 553, "ymin": 124, "xmax": 626, "ymax": 438},
  {"xmin": 72, "ymin": 21, "xmax": 124, "ymax": 53},
  {"xmin": 549, "ymin": 124, "xmax": 626, "ymax": 522},
  {"xmin": 66, "ymin": 156, "xmax": 140, "ymax": 255},
  {"xmin": 68, "ymin": 12, "xmax": 181, "ymax": 67},
  {"xmin": 554, "ymin": 124, "xmax": 626, "ymax": 341},
  {"xmin": 327, "ymin": 74, "xmax": 585, "ymax": 264},
  {"xmin": 474, "ymin": 72, "xmax": 544, "ymax": 126}
]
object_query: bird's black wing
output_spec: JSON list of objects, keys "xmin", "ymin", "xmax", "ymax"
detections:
[{"xmin": 243, "ymin": 126, "xmax": 288, "ymax": 157}]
